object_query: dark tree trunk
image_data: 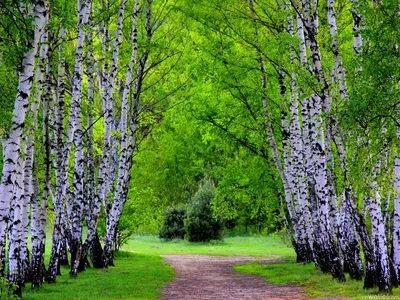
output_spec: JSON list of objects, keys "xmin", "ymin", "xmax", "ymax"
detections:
[
  {"xmin": 31, "ymin": 242, "xmax": 46, "ymax": 288},
  {"xmin": 59, "ymin": 238, "xmax": 69, "ymax": 266},
  {"xmin": 357, "ymin": 213, "xmax": 378, "ymax": 289},
  {"xmin": 69, "ymin": 238, "xmax": 83, "ymax": 277},
  {"xmin": 91, "ymin": 232, "xmax": 104, "ymax": 268}
]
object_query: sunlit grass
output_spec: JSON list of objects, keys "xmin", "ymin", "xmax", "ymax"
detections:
[
  {"xmin": 121, "ymin": 234, "xmax": 296, "ymax": 257},
  {"xmin": 23, "ymin": 252, "xmax": 174, "ymax": 300},
  {"xmin": 235, "ymin": 261, "xmax": 400, "ymax": 299},
  {"xmin": 23, "ymin": 234, "xmax": 291, "ymax": 299},
  {"xmin": 24, "ymin": 234, "xmax": 399, "ymax": 299}
]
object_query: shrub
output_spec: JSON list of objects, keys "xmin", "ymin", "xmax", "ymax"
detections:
[
  {"xmin": 184, "ymin": 179, "xmax": 224, "ymax": 242},
  {"xmin": 159, "ymin": 207, "xmax": 186, "ymax": 240},
  {"xmin": 0, "ymin": 277, "xmax": 19, "ymax": 299}
]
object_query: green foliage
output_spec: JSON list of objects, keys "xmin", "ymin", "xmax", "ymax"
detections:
[
  {"xmin": 0, "ymin": 277, "xmax": 19, "ymax": 300},
  {"xmin": 159, "ymin": 207, "xmax": 186, "ymax": 240},
  {"xmin": 123, "ymin": 187, "xmax": 166, "ymax": 234},
  {"xmin": 0, "ymin": 2, "xmax": 32, "ymax": 69},
  {"xmin": 184, "ymin": 179, "xmax": 224, "ymax": 242},
  {"xmin": 213, "ymin": 153, "xmax": 282, "ymax": 234},
  {"xmin": 115, "ymin": 223, "xmax": 134, "ymax": 251},
  {"xmin": 0, "ymin": 1, "xmax": 37, "ymax": 140}
]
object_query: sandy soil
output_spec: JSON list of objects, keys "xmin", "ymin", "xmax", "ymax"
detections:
[{"xmin": 158, "ymin": 255, "xmax": 306, "ymax": 300}]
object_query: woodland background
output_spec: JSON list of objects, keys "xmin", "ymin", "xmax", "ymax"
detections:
[{"xmin": 1, "ymin": 0, "xmax": 400, "ymax": 297}]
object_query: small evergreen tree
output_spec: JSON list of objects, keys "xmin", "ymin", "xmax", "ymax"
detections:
[
  {"xmin": 184, "ymin": 179, "xmax": 224, "ymax": 242},
  {"xmin": 159, "ymin": 207, "xmax": 186, "ymax": 240}
]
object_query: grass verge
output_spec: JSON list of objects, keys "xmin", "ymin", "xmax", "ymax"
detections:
[
  {"xmin": 23, "ymin": 252, "xmax": 174, "ymax": 300},
  {"xmin": 122, "ymin": 234, "xmax": 295, "ymax": 257},
  {"xmin": 21, "ymin": 234, "xmax": 291, "ymax": 299},
  {"xmin": 234, "ymin": 261, "xmax": 400, "ymax": 299}
]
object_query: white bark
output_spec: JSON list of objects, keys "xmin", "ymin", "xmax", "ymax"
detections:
[
  {"xmin": 68, "ymin": 0, "xmax": 92, "ymax": 277},
  {"xmin": 0, "ymin": 0, "xmax": 48, "ymax": 280},
  {"xmin": 48, "ymin": 27, "xmax": 67, "ymax": 283},
  {"xmin": 8, "ymin": 143, "xmax": 26, "ymax": 291},
  {"xmin": 102, "ymin": 0, "xmax": 148, "ymax": 266},
  {"xmin": 327, "ymin": 0, "xmax": 348, "ymax": 101},
  {"xmin": 368, "ymin": 162, "xmax": 391, "ymax": 291},
  {"xmin": 393, "ymin": 4, "xmax": 400, "ymax": 285},
  {"xmin": 289, "ymin": 82, "xmax": 315, "ymax": 260},
  {"xmin": 297, "ymin": 12, "xmax": 319, "ymax": 234},
  {"xmin": 83, "ymin": 29, "xmax": 104, "ymax": 268},
  {"xmin": 97, "ymin": 0, "xmax": 127, "ymax": 213},
  {"xmin": 29, "ymin": 32, "xmax": 49, "ymax": 287},
  {"xmin": 393, "ymin": 139, "xmax": 400, "ymax": 281},
  {"xmin": 297, "ymin": 0, "xmax": 344, "ymax": 280},
  {"xmin": 60, "ymin": 0, "xmax": 92, "ymax": 209},
  {"xmin": 287, "ymin": 10, "xmax": 315, "ymax": 261},
  {"xmin": 325, "ymin": 0, "xmax": 365, "ymax": 280},
  {"xmin": 48, "ymin": 0, "xmax": 92, "ymax": 281},
  {"xmin": 70, "ymin": 111, "xmax": 85, "ymax": 276},
  {"xmin": 351, "ymin": 0, "xmax": 363, "ymax": 56}
]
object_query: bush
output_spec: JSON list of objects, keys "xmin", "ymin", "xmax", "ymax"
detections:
[
  {"xmin": 184, "ymin": 179, "xmax": 224, "ymax": 242},
  {"xmin": 0, "ymin": 277, "xmax": 19, "ymax": 299},
  {"xmin": 159, "ymin": 207, "xmax": 186, "ymax": 240}
]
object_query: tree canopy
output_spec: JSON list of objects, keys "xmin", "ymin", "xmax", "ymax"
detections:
[{"xmin": 1, "ymin": 0, "xmax": 400, "ymax": 296}]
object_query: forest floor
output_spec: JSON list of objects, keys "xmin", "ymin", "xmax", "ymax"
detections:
[{"xmin": 158, "ymin": 254, "xmax": 306, "ymax": 300}]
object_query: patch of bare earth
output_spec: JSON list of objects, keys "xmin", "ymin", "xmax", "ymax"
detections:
[{"xmin": 158, "ymin": 255, "xmax": 306, "ymax": 300}]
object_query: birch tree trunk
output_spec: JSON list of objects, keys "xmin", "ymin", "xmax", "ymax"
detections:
[
  {"xmin": 0, "ymin": 0, "xmax": 48, "ymax": 280},
  {"xmin": 296, "ymin": 13, "xmax": 319, "ymax": 247},
  {"xmin": 48, "ymin": 0, "xmax": 92, "ymax": 281},
  {"xmin": 8, "ymin": 142, "xmax": 27, "ymax": 295},
  {"xmin": 31, "ymin": 34, "xmax": 52, "ymax": 285},
  {"xmin": 287, "ymin": 9, "xmax": 314, "ymax": 263},
  {"xmin": 81, "ymin": 28, "xmax": 104, "ymax": 269},
  {"xmin": 351, "ymin": 0, "xmax": 363, "ymax": 57},
  {"xmin": 247, "ymin": 0, "xmax": 305, "ymax": 262},
  {"xmin": 70, "ymin": 112, "xmax": 85, "ymax": 277},
  {"xmin": 68, "ymin": 0, "xmax": 92, "ymax": 277},
  {"xmin": 297, "ymin": 0, "xmax": 344, "ymax": 281},
  {"xmin": 356, "ymin": 209, "xmax": 378, "ymax": 289},
  {"xmin": 47, "ymin": 27, "xmax": 68, "ymax": 283},
  {"xmin": 97, "ymin": 0, "xmax": 127, "ymax": 216},
  {"xmin": 325, "ymin": 0, "xmax": 364, "ymax": 280},
  {"xmin": 327, "ymin": 0, "xmax": 348, "ymax": 100},
  {"xmin": 393, "ymin": 151, "xmax": 400, "ymax": 283},
  {"xmin": 368, "ymin": 163, "xmax": 392, "ymax": 292},
  {"xmin": 102, "ymin": 0, "xmax": 148, "ymax": 267},
  {"xmin": 29, "ymin": 31, "xmax": 50, "ymax": 287}
]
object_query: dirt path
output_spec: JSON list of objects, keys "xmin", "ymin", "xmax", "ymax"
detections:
[{"xmin": 158, "ymin": 255, "xmax": 306, "ymax": 300}]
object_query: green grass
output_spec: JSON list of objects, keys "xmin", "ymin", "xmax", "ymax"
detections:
[
  {"xmin": 235, "ymin": 261, "xmax": 400, "ymax": 299},
  {"xmin": 20, "ymin": 234, "xmax": 293, "ymax": 299},
  {"xmin": 121, "ymin": 234, "xmax": 296, "ymax": 257},
  {"xmin": 23, "ymin": 252, "xmax": 174, "ymax": 300},
  {"xmin": 25, "ymin": 234, "xmax": 400, "ymax": 299}
]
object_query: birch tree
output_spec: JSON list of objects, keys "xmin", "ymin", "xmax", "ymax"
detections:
[
  {"xmin": 81, "ymin": 29, "xmax": 103, "ymax": 269},
  {"xmin": 394, "ymin": 140, "xmax": 400, "ymax": 283},
  {"xmin": 102, "ymin": 0, "xmax": 152, "ymax": 267},
  {"xmin": 48, "ymin": 0, "xmax": 92, "ymax": 282},
  {"xmin": 326, "ymin": 0, "xmax": 363, "ymax": 280},
  {"xmin": 367, "ymin": 162, "xmax": 391, "ymax": 292},
  {"xmin": 47, "ymin": 26, "xmax": 68, "ymax": 282},
  {"xmin": 0, "ymin": 0, "xmax": 48, "ymax": 281},
  {"xmin": 68, "ymin": 0, "xmax": 92, "ymax": 277},
  {"xmin": 30, "ymin": 30, "xmax": 52, "ymax": 288}
]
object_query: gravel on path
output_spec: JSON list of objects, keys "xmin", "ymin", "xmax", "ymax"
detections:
[{"xmin": 158, "ymin": 255, "xmax": 306, "ymax": 300}]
